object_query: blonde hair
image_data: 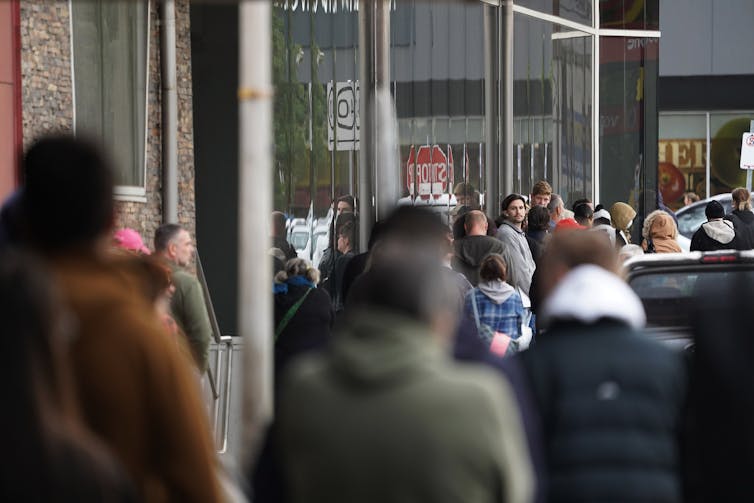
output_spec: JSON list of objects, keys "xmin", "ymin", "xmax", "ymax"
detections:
[
  {"xmin": 732, "ymin": 187, "xmax": 751, "ymax": 211},
  {"xmin": 274, "ymin": 258, "xmax": 319, "ymax": 285}
]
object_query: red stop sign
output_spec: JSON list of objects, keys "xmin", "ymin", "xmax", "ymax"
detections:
[{"xmin": 406, "ymin": 145, "xmax": 454, "ymax": 199}]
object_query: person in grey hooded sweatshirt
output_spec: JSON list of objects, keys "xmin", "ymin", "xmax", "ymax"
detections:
[
  {"xmin": 690, "ymin": 200, "xmax": 737, "ymax": 252},
  {"xmin": 463, "ymin": 254, "xmax": 534, "ymax": 349}
]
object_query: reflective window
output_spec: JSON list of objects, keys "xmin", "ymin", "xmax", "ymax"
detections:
[
  {"xmin": 710, "ymin": 112, "xmax": 754, "ymax": 194},
  {"xmin": 599, "ymin": 35, "xmax": 658, "ymax": 233},
  {"xmin": 71, "ymin": 0, "xmax": 148, "ymax": 189},
  {"xmin": 515, "ymin": 0, "xmax": 593, "ymax": 27},
  {"xmin": 600, "ymin": 0, "xmax": 658, "ymax": 30},
  {"xmin": 658, "ymin": 113, "xmax": 706, "ymax": 208},
  {"xmin": 393, "ymin": 2, "xmax": 486, "ymax": 216},
  {"xmin": 514, "ymin": 14, "xmax": 592, "ymax": 206}
]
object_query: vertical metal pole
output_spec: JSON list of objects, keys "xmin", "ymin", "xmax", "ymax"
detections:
[
  {"xmin": 748, "ymin": 120, "xmax": 754, "ymax": 192},
  {"xmin": 592, "ymin": 0, "xmax": 599, "ymax": 203},
  {"xmin": 705, "ymin": 112, "xmax": 710, "ymax": 198},
  {"xmin": 160, "ymin": 0, "xmax": 178, "ymax": 223},
  {"xmin": 238, "ymin": 0, "xmax": 273, "ymax": 468},
  {"xmin": 358, "ymin": 1, "xmax": 389, "ymax": 249},
  {"xmin": 483, "ymin": 4, "xmax": 499, "ymax": 219},
  {"xmin": 501, "ymin": 0, "xmax": 514, "ymax": 200},
  {"xmin": 374, "ymin": 1, "xmax": 398, "ymax": 221}
]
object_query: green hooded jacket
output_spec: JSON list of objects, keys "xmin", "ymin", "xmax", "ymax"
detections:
[{"xmin": 280, "ymin": 309, "xmax": 533, "ymax": 503}]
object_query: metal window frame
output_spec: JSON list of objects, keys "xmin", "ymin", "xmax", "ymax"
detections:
[{"xmin": 504, "ymin": 1, "xmax": 661, "ymax": 204}]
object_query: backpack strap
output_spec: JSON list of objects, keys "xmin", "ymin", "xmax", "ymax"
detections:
[
  {"xmin": 275, "ymin": 288, "xmax": 312, "ymax": 340},
  {"xmin": 470, "ymin": 289, "xmax": 482, "ymax": 330}
]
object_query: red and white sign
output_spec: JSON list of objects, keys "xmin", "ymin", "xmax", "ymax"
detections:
[{"xmin": 406, "ymin": 144, "xmax": 454, "ymax": 199}]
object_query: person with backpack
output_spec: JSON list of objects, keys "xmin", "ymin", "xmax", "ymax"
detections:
[{"xmin": 463, "ymin": 254, "xmax": 534, "ymax": 357}]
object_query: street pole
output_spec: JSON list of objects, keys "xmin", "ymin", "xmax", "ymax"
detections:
[
  {"xmin": 238, "ymin": 0, "xmax": 273, "ymax": 469},
  {"xmin": 746, "ymin": 120, "xmax": 754, "ymax": 192}
]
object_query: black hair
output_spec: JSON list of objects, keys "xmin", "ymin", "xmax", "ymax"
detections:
[
  {"xmin": 501, "ymin": 193, "xmax": 526, "ymax": 213},
  {"xmin": 22, "ymin": 135, "xmax": 114, "ymax": 251},
  {"xmin": 527, "ymin": 205, "xmax": 551, "ymax": 231},
  {"xmin": 574, "ymin": 203, "xmax": 594, "ymax": 220},
  {"xmin": 154, "ymin": 223, "xmax": 184, "ymax": 253},
  {"xmin": 571, "ymin": 198, "xmax": 592, "ymax": 212}
]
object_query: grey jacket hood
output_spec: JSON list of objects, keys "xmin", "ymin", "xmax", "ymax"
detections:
[
  {"xmin": 478, "ymin": 279, "xmax": 516, "ymax": 304},
  {"xmin": 702, "ymin": 219, "xmax": 735, "ymax": 244}
]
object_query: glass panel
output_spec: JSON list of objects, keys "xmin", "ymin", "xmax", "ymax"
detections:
[
  {"xmin": 71, "ymin": 0, "xmax": 147, "ymax": 187},
  {"xmin": 658, "ymin": 113, "xmax": 706, "ymax": 209},
  {"xmin": 600, "ymin": 0, "xmax": 658, "ymax": 30},
  {"xmin": 393, "ymin": 1, "xmax": 486, "ymax": 219},
  {"xmin": 515, "ymin": 14, "xmax": 592, "ymax": 206},
  {"xmin": 515, "ymin": 0, "xmax": 593, "ymax": 27},
  {"xmin": 273, "ymin": 5, "xmax": 358, "ymax": 224},
  {"xmin": 599, "ymin": 35, "xmax": 658, "ymax": 242},
  {"xmin": 710, "ymin": 112, "xmax": 754, "ymax": 194}
]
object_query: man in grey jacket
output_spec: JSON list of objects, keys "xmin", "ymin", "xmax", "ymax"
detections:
[{"xmin": 496, "ymin": 194, "xmax": 536, "ymax": 296}]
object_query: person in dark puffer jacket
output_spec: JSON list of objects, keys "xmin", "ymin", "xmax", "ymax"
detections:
[
  {"xmin": 724, "ymin": 187, "xmax": 754, "ymax": 250},
  {"xmin": 690, "ymin": 200, "xmax": 736, "ymax": 252},
  {"xmin": 521, "ymin": 230, "xmax": 686, "ymax": 503}
]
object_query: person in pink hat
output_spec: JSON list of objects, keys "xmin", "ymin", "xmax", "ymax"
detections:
[{"xmin": 113, "ymin": 228, "xmax": 151, "ymax": 255}]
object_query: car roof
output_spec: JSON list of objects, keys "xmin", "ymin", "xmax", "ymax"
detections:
[{"xmin": 624, "ymin": 250, "xmax": 754, "ymax": 274}]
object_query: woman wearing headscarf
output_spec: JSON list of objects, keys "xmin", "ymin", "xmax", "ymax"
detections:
[
  {"xmin": 641, "ymin": 210, "xmax": 682, "ymax": 253},
  {"xmin": 609, "ymin": 202, "xmax": 637, "ymax": 247}
]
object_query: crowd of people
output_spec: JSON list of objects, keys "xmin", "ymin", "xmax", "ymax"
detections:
[
  {"xmin": 3, "ymin": 132, "xmax": 754, "ymax": 502},
  {"xmin": 263, "ymin": 179, "xmax": 754, "ymax": 502}
]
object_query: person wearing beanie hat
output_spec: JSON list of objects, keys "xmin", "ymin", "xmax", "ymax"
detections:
[
  {"xmin": 690, "ymin": 200, "xmax": 737, "ymax": 252},
  {"xmin": 113, "ymin": 228, "xmax": 151, "ymax": 255},
  {"xmin": 724, "ymin": 187, "xmax": 754, "ymax": 249},
  {"xmin": 641, "ymin": 210, "xmax": 682, "ymax": 253},
  {"xmin": 609, "ymin": 202, "xmax": 636, "ymax": 247}
]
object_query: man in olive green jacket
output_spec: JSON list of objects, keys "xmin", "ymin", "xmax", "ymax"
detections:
[
  {"xmin": 155, "ymin": 223, "xmax": 212, "ymax": 372},
  {"xmin": 279, "ymin": 256, "xmax": 533, "ymax": 503}
]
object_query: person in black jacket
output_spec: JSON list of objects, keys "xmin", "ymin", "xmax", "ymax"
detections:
[
  {"xmin": 691, "ymin": 200, "xmax": 736, "ymax": 251},
  {"xmin": 521, "ymin": 230, "xmax": 687, "ymax": 503},
  {"xmin": 724, "ymin": 187, "xmax": 754, "ymax": 249},
  {"xmin": 253, "ymin": 257, "xmax": 334, "ymax": 502}
]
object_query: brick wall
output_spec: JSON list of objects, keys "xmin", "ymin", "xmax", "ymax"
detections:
[
  {"xmin": 20, "ymin": 0, "xmax": 197, "ymax": 251},
  {"xmin": 115, "ymin": 0, "xmax": 196, "ymax": 249},
  {"xmin": 20, "ymin": 0, "xmax": 73, "ymax": 146}
]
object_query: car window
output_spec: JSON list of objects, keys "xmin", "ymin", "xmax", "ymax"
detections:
[
  {"xmin": 629, "ymin": 269, "xmax": 748, "ymax": 327},
  {"xmin": 290, "ymin": 231, "xmax": 309, "ymax": 250}
]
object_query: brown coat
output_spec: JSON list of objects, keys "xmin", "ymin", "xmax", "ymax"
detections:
[{"xmin": 49, "ymin": 251, "xmax": 221, "ymax": 503}]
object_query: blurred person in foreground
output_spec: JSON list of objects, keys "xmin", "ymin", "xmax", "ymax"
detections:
[
  {"xmin": 521, "ymin": 230, "xmax": 686, "ymax": 503},
  {"xmin": 685, "ymin": 256, "xmax": 754, "ymax": 501},
  {"xmin": 0, "ymin": 250, "xmax": 135, "ymax": 502},
  {"xmin": 690, "ymin": 200, "xmax": 736, "ymax": 252},
  {"xmin": 642, "ymin": 209, "xmax": 682, "ymax": 253},
  {"xmin": 20, "ymin": 134, "xmax": 221, "ymax": 502},
  {"xmin": 724, "ymin": 187, "xmax": 754, "ymax": 249},
  {"xmin": 279, "ymin": 211, "xmax": 534, "ymax": 503},
  {"xmin": 154, "ymin": 223, "xmax": 213, "ymax": 372}
]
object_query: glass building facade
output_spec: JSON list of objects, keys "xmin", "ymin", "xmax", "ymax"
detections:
[{"xmin": 268, "ymin": 0, "xmax": 660, "ymax": 231}]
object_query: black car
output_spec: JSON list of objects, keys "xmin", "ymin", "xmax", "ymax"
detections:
[{"xmin": 624, "ymin": 250, "xmax": 754, "ymax": 349}]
